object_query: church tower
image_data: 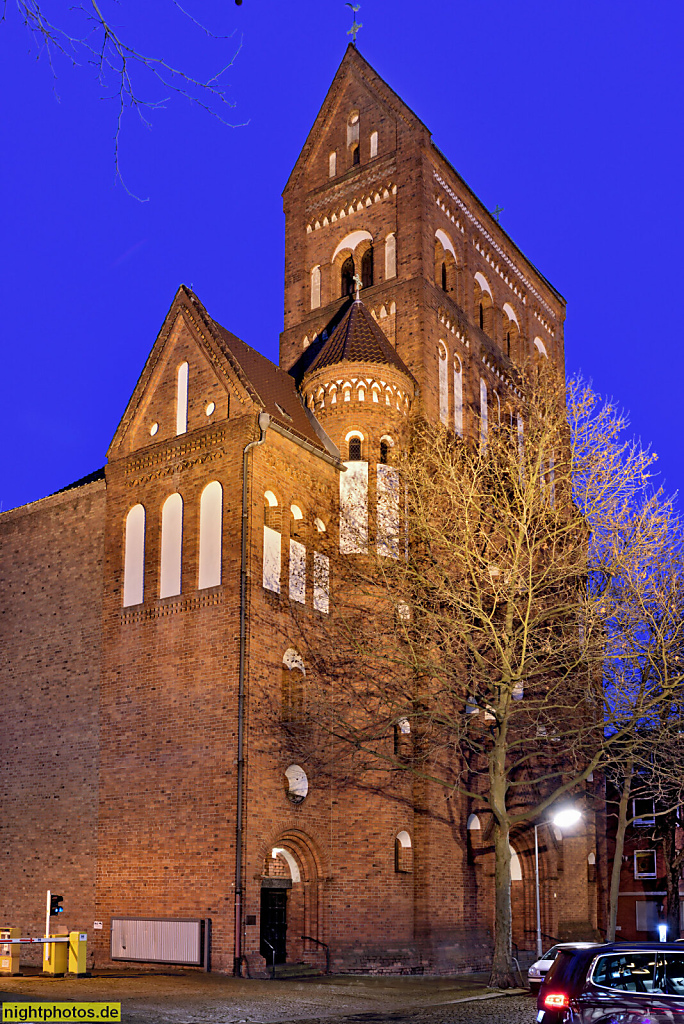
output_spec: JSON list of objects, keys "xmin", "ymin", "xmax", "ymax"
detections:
[{"xmin": 281, "ymin": 46, "xmax": 566, "ymax": 437}]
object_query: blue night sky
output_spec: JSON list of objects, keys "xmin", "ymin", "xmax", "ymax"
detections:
[{"xmin": 1, "ymin": 1, "xmax": 682, "ymax": 513}]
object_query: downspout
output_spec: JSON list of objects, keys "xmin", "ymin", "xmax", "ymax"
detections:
[{"xmin": 234, "ymin": 409, "xmax": 271, "ymax": 976}]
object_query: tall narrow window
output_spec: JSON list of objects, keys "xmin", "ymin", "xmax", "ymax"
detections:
[
  {"xmin": 438, "ymin": 342, "xmax": 448, "ymax": 425},
  {"xmin": 479, "ymin": 378, "xmax": 488, "ymax": 446},
  {"xmin": 453, "ymin": 356, "xmax": 463, "ymax": 438},
  {"xmin": 282, "ymin": 649, "xmax": 305, "ymax": 722},
  {"xmin": 176, "ymin": 361, "xmax": 189, "ymax": 435},
  {"xmin": 441, "ymin": 262, "xmax": 447, "ymax": 291},
  {"xmin": 340, "ymin": 442, "xmax": 368, "ymax": 554},
  {"xmin": 160, "ymin": 493, "xmax": 183, "ymax": 598},
  {"xmin": 263, "ymin": 491, "xmax": 281, "ymax": 593},
  {"xmin": 380, "ymin": 440, "xmax": 389, "ymax": 464},
  {"xmin": 289, "ymin": 505, "xmax": 305, "ymax": 604},
  {"xmin": 310, "ymin": 265, "xmax": 321, "ymax": 310},
  {"xmin": 361, "ymin": 246, "xmax": 374, "ymax": 288},
  {"xmin": 123, "ymin": 504, "xmax": 145, "ymax": 607},
  {"xmin": 198, "ymin": 481, "xmax": 222, "ymax": 589},
  {"xmin": 370, "ymin": 130, "xmax": 378, "ymax": 158},
  {"xmin": 313, "ymin": 551, "xmax": 329, "ymax": 613},
  {"xmin": 385, "ymin": 233, "xmax": 396, "ymax": 280},
  {"xmin": 479, "ymin": 303, "xmax": 484, "ymax": 330},
  {"xmin": 507, "ymin": 331, "xmax": 511, "ymax": 358},
  {"xmin": 341, "ymin": 256, "xmax": 355, "ymax": 297},
  {"xmin": 329, "ymin": 151, "xmax": 337, "ymax": 177},
  {"xmin": 377, "ymin": 464, "xmax": 400, "ymax": 558},
  {"xmin": 347, "ymin": 111, "xmax": 359, "ymax": 147},
  {"xmin": 352, "ymin": 144, "xmax": 360, "ymax": 166}
]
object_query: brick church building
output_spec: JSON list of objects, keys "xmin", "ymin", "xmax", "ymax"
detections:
[{"xmin": 0, "ymin": 47, "xmax": 601, "ymax": 975}]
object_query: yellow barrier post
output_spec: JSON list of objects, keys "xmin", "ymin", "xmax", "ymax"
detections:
[
  {"xmin": 0, "ymin": 928, "xmax": 21, "ymax": 975},
  {"xmin": 43, "ymin": 935, "xmax": 68, "ymax": 976},
  {"xmin": 68, "ymin": 931, "xmax": 88, "ymax": 976}
]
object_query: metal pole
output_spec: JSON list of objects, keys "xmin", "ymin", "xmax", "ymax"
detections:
[
  {"xmin": 234, "ymin": 411, "xmax": 270, "ymax": 977},
  {"xmin": 535, "ymin": 824, "xmax": 542, "ymax": 959},
  {"xmin": 45, "ymin": 891, "xmax": 50, "ymax": 943}
]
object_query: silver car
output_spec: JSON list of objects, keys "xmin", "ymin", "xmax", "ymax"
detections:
[{"xmin": 529, "ymin": 942, "xmax": 600, "ymax": 993}]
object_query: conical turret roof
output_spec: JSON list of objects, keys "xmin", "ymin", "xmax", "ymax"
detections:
[{"xmin": 305, "ymin": 299, "xmax": 414, "ymax": 381}]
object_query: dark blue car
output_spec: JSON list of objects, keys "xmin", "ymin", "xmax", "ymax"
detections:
[{"xmin": 537, "ymin": 942, "xmax": 684, "ymax": 1023}]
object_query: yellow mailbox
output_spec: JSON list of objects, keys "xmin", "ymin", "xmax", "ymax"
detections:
[
  {"xmin": 43, "ymin": 934, "xmax": 68, "ymax": 976},
  {"xmin": 0, "ymin": 928, "xmax": 20, "ymax": 975},
  {"xmin": 68, "ymin": 931, "xmax": 88, "ymax": 976}
]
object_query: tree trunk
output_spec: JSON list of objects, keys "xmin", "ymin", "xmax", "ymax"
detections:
[
  {"xmin": 489, "ymin": 819, "xmax": 516, "ymax": 987},
  {"xmin": 607, "ymin": 766, "xmax": 632, "ymax": 941},
  {"xmin": 662, "ymin": 811, "xmax": 682, "ymax": 940}
]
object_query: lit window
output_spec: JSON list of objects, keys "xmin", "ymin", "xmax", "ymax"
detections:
[
  {"xmin": 395, "ymin": 831, "xmax": 413, "ymax": 873},
  {"xmin": 438, "ymin": 341, "xmax": 448, "ymax": 425},
  {"xmin": 123, "ymin": 504, "xmax": 145, "ymax": 607},
  {"xmin": 160, "ymin": 493, "xmax": 183, "ymax": 598},
  {"xmin": 329, "ymin": 151, "xmax": 337, "ymax": 177},
  {"xmin": 310, "ymin": 265, "xmax": 321, "ymax": 310},
  {"xmin": 285, "ymin": 764, "xmax": 308, "ymax": 803},
  {"xmin": 198, "ymin": 481, "xmax": 222, "ymax": 589},
  {"xmin": 176, "ymin": 361, "xmax": 188, "ymax": 435},
  {"xmin": 263, "ymin": 492, "xmax": 281, "ymax": 593},
  {"xmin": 385, "ymin": 233, "xmax": 396, "ymax": 280},
  {"xmin": 370, "ymin": 130, "xmax": 378, "ymax": 158}
]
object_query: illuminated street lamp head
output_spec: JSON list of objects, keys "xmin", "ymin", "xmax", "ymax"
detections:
[{"xmin": 552, "ymin": 807, "xmax": 582, "ymax": 829}]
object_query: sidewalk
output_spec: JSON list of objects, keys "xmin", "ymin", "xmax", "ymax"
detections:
[{"xmin": 0, "ymin": 970, "xmax": 530, "ymax": 1023}]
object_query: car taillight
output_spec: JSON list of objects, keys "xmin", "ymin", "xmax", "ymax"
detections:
[{"xmin": 544, "ymin": 993, "xmax": 570, "ymax": 1009}]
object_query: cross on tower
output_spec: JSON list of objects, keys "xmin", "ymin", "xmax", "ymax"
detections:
[
  {"xmin": 346, "ymin": 3, "xmax": 362, "ymax": 44},
  {"xmin": 352, "ymin": 273, "xmax": 363, "ymax": 300},
  {"xmin": 492, "ymin": 204, "xmax": 504, "ymax": 223}
]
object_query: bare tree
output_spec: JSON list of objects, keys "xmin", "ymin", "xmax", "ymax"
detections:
[
  {"xmin": 3, "ymin": 1, "xmax": 242, "ymax": 196},
  {"xmin": 272, "ymin": 366, "xmax": 682, "ymax": 987}
]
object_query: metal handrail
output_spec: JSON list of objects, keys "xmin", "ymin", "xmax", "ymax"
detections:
[
  {"xmin": 301, "ymin": 935, "xmax": 330, "ymax": 975},
  {"xmin": 262, "ymin": 937, "xmax": 276, "ymax": 980}
]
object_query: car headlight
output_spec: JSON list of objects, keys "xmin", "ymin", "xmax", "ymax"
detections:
[{"xmin": 529, "ymin": 968, "xmax": 540, "ymax": 978}]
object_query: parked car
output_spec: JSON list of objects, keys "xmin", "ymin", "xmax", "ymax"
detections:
[
  {"xmin": 528, "ymin": 943, "xmax": 600, "ymax": 994},
  {"xmin": 537, "ymin": 942, "xmax": 684, "ymax": 1023}
]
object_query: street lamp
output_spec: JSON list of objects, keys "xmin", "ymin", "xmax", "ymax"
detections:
[{"xmin": 534, "ymin": 807, "xmax": 583, "ymax": 958}]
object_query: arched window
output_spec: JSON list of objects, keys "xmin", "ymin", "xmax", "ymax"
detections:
[
  {"xmin": 198, "ymin": 481, "xmax": 222, "ymax": 590},
  {"xmin": 341, "ymin": 256, "xmax": 355, "ymax": 297},
  {"xmin": 176, "ymin": 361, "xmax": 188, "ymax": 436},
  {"xmin": 263, "ymin": 491, "xmax": 281, "ymax": 593},
  {"xmin": 310, "ymin": 265, "xmax": 321, "ymax": 310},
  {"xmin": 289, "ymin": 505, "xmax": 306, "ymax": 604},
  {"xmin": 385, "ymin": 233, "xmax": 396, "ymax": 280},
  {"xmin": 347, "ymin": 111, "xmax": 359, "ymax": 148},
  {"xmin": 510, "ymin": 845, "xmax": 522, "ymax": 882},
  {"xmin": 361, "ymin": 246, "xmax": 374, "ymax": 288},
  {"xmin": 123, "ymin": 504, "xmax": 145, "ymax": 607},
  {"xmin": 160, "ymin": 493, "xmax": 183, "ymax": 598},
  {"xmin": 282, "ymin": 649, "xmax": 305, "ymax": 722},
  {"xmin": 329, "ymin": 151, "xmax": 337, "ymax": 178},
  {"xmin": 438, "ymin": 341, "xmax": 448, "ymax": 425},
  {"xmin": 534, "ymin": 337, "xmax": 548, "ymax": 358},
  {"xmin": 380, "ymin": 440, "xmax": 389, "ymax": 464},
  {"xmin": 441, "ymin": 262, "xmax": 447, "ymax": 292},
  {"xmin": 341, "ymin": 432, "xmax": 368, "ymax": 554},
  {"xmin": 351, "ymin": 143, "xmax": 360, "ymax": 166},
  {"xmin": 467, "ymin": 814, "xmax": 481, "ymax": 830},
  {"xmin": 453, "ymin": 355, "xmax": 463, "ymax": 438},
  {"xmin": 395, "ymin": 831, "xmax": 413, "ymax": 873},
  {"xmin": 370, "ymin": 130, "xmax": 378, "ymax": 158},
  {"xmin": 479, "ymin": 378, "xmax": 488, "ymax": 445},
  {"xmin": 377, "ymin": 461, "xmax": 400, "ymax": 559}
]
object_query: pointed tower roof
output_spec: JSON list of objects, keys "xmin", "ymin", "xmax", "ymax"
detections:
[{"xmin": 305, "ymin": 298, "xmax": 414, "ymax": 382}]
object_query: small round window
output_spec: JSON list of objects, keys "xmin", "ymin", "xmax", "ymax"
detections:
[
  {"xmin": 150, "ymin": 422, "xmax": 159, "ymax": 436},
  {"xmin": 284, "ymin": 764, "xmax": 308, "ymax": 804}
]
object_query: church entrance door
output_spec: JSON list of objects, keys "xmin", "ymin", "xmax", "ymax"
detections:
[{"xmin": 260, "ymin": 887, "xmax": 287, "ymax": 965}]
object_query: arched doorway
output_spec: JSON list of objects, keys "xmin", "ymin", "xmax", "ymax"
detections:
[{"xmin": 260, "ymin": 831, "xmax": 323, "ymax": 969}]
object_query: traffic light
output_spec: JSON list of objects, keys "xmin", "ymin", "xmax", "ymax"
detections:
[{"xmin": 49, "ymin": 894, "xmax": 64, "ymax": 916}]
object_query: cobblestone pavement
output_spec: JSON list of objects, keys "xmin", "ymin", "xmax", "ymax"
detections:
[{"xmin": 0, "ymin": 974, "xmax": 535, "ymax": 1024}]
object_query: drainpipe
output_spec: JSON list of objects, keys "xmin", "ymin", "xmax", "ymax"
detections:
[{"xmin": 234, "ymin": 410, "xmax": 271, "ymax": 976}]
